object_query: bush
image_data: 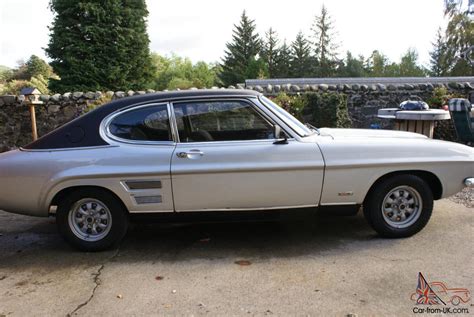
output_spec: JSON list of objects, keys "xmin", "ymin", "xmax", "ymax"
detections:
[
  {"xmin": 427, "ymin": 87, "xmax": 464, "ymax": 108},
  {"xmin": 0, "ymin": 75, "xmax": 49, "ymax": 95},
  {"xmin": 271, "ymin": 92, "xmax": 351, "ymax": 128},
  {"xmin": 271, "ymin": 92, "xmax": 306, "ymax": 119},
  {"xmin": 303, "ymin": 92, "xmax": 351, "ymax": 128}
]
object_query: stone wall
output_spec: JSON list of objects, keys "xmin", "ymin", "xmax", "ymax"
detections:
[
  {"xmin": 245, "ymin": 77, "xmax": 474, "ymax": 130},
  {"xmin": 1, "ymin": 77, "xmax": 473, "ymax": 152}
]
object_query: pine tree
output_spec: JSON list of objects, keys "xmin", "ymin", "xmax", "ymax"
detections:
[
  {"xmin": 274, "ymin": 40, "xmax": 292, "ymax": 78},
  {"xmin": 290, "ymin": 32, "xmax": 313, "ymax": 77},
  {"xmin": 429, "ymin": 28, "xmax": 449, "ymax": 76},
  {"xmin": 311, "ymin": 5, "xmax": 339, "ymax": 77},
  {"xmin": 261, "ymin": 28, "xmax": 280, "ymax": 78},
  {"xmin": 219, "ymin": 11, "xmax": 262, "ymax": 86},
  {"xmin": 46, "ymin": 0, "xmax": 155, "ymax": 92}
]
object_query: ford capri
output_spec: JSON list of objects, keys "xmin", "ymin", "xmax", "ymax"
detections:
[{"xmin": 0, "ymin": 90, "xmax": 472, "ymax": 251}]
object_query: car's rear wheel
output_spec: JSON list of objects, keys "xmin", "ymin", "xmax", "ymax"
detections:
[
  {"xmin": 363, "ymin": 175, "xmax": 433, "ymax": 238},
  {"xmin": 56, "ymin": 188, "xmax": 128, "ymax": 251}
]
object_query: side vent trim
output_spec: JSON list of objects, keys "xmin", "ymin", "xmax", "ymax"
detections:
[
  {"xmin": 125, "ymin": 180, "xmax": 162, "ymax": 190},
  {"xmin": 134, "ymin": 195, "xmax": 163, "ymax": 205}
]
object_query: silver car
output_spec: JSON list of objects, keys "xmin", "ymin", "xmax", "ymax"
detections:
[{"xmin": 0, "ymin": 90, "xmax": 473, "ymax": 251}]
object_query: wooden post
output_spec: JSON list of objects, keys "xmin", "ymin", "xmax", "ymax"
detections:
[{"xmin": 29, "ymin": 104, "xmax": 38, "ymax": 141}]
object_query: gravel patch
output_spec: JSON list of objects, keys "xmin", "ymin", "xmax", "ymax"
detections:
[{"xmin": 449, "ymin": 187, "xmax": 473, "ymax": 208}]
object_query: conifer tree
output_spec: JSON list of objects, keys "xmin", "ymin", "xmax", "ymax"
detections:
[
  {"xmin": 311, "ymin": 5, "xmax": 339, "ymax": 77},
  {"xmin": 46, "ymin": 0, "xmax": 155, "ymax": 92},
  {"xmin": 261, "ymin": 28, "xmax": 280, "ymax": 78},
  {"xmin": 219, "ymin": 11, "xmax": 262, "ymax": 86},
  {"xmin": 429, "ymin": 28, "xmax": 449, "ymax": 76},
  {"xmin": 290, "ymin": 32, "xmax": 313, "ymax": 77}
]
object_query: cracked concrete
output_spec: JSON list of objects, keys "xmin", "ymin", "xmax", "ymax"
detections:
[
  {"xmin": 0, "ymin": 199, "xmax": 472, "ymax": 316},
  {"xmin": 67, "ymin": 265, "xmax": 104, "ymax": 317}
]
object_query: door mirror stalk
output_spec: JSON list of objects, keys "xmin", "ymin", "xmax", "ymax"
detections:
[{"xmin": 273, "ymin": 125, "xmax": 288, "ymax": 144}]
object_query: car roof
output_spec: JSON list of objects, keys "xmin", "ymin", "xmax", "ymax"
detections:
[
  {"xmin": 23, "ymin": 89, "xmax": 262, "ymax": 150},
  {"xmin": 104, "ymin": 89, "xmax": 259, "ymax": 107}
]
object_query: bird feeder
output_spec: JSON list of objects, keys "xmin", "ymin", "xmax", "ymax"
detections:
[{"xmin": 20, "ymin": 87, "xmax": 43, "ymax": 141}]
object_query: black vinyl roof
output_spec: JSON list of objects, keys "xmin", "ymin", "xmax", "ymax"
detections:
[{"xmin": 23, "ymin": 89, "xmax": 261, "ymax": 150}]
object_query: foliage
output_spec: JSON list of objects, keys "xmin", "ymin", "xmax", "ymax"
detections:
[
  {"xmin": 271, "ymin": 92, "xmax": 306, "ymax": 119},
  {"xmin": 338, "ymin": 52, "xmax": 366, "ymax": 77},
  {"xmin": 427, "ymin": 86, "xmax": 464, "ymax": 108},
  {"xmin": 398, "ymin": 49, "xmax": 426, "ymax": 77},
  {"xmin": 429, "ymin": 28, "xmax": 449, "ymax": 76},
  {"xmin": 152, "ymin": 53, "xmax": 219, "ymax": 90},
  {"xmin": 290, "ymin": 32, "xmax": 314, "ymax": 77},
  {"xmin": 303, "ymin": 92, "xmax": 351, "ymax": 128},
  {"xmin": 25, "ymin": 55, "xmax": 54, "ymax": 79},
  {"xmin": 46, "ymin": 0, "xmax": 155, "ymax": 93},
  {"xmin": 0, "ymin": 65, "xmax": 12, "ymax": 83},
  {"xmin": 219, "ymin": 11, "xmax": 262, "ymax": 86},
  {"xmin": 311, "ymin": 5, "xmax": 339, "ymax": 77},
  {"xmin": 261, "ymin": 28, "xmax": 280, "ymax": 78},
  {"xmin": 274, "ymin": 41, "xmax": 292, "ymax": 78},
  {"xmin": 272, "ymin": 92, "xmax": 350, "ymax": 128},
  {"xmin": 442, "ymin": 0, "xmax": 473, "ymax": 75},
  {"xmin": 0, "ymin": 75, "xmax": 49, "ymax": 95}
]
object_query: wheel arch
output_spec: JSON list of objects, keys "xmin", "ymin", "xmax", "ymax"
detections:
[
  {"xmin": 364, "ymin": 170, "xmax": 443, "ymax": 203},
  {"xmin": 50, "ymin": 186, "xmax": 129, "ymax": 214}
]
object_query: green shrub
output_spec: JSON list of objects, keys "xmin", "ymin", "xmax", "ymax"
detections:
[
  {"xmin": 271, "ymin": 92, "xmax": 306, "ymax": 119},
  {"xmin": 427, "ymin": 86, "xmax": 464, "ymax": 108},
  {"xmin": 0, "ymin": 75, "xmax": 49, "ymax": 95},
  {"xmin": 303, "ymin": 92, "xmax": 351, "ymax": 128},
  {"xmin": 271, "ymin": 92, "xmax": 351, "ymax": 128}
]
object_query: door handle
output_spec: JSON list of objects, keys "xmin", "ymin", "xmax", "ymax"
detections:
[{"xmin": 176, "ymin": 150, "xmax": 204, "ymax": 159}]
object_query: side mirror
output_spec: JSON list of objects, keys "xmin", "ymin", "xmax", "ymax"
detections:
[{"xmin": 273, "ymin": 125, "xmax": 288, "ymax": 144}]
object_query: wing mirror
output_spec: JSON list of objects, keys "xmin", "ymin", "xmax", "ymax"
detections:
[{"xmin": 273, "ymin": 125, "xmax": 288, "ymax": 144}]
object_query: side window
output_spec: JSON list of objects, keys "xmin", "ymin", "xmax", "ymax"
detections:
[
  {"xmin": 173, "ymin": 100, "xmax": 276, "ymax": 142},
  {"xmin": 108, "ymin": 104, "xmax": 172, "ymax": 141}
]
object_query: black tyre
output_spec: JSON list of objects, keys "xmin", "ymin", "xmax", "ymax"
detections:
[
  {"xmin": 56, "ymin": 188, "xmax": 128, "ymax": 251},
  {"xmin": 363, "ymin": 174, "xmax": 433, "ymax": 238}
]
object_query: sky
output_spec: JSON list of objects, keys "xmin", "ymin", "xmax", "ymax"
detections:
[{"xmin": 0, "ymin": 0, "xmax": 447, "ymax": 69}]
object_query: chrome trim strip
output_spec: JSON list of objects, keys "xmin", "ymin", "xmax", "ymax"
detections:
[
  {"xmin": 125, "ymin": 180, "xmax": 162, "ymax": 190},
  {"xmin": 464, "ymin": 178, "xmax": 474, "ymax": 188},
  {"xmin": 101, "ymin": 102, "xmax": 177, "ymax": 146},
  {"xmin": 320, "ymin": 202, "xmax": 358, "ymax": 206},
  {"xmin": 171, "ymin": 163, "xmax": 323, "ymax": 175},
  {"xmin": 20, "ymin": 145, "xmax": 119, "ymax": 152},
  {"xmin": 175, "ymin": 204, "xmax": 318, "ymax": 212},
  {"xmin": 168, "ymin": 102, "xmax": 180, "ymax": 143}
]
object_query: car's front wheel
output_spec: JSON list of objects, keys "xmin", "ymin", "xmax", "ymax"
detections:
[
  {"xmin": 56, "ymin": 188, "xmax": 128, "ymax": 251},
  {"xmin": 363, "ymin": 174, "xmax": 433, "ymax": 238}
]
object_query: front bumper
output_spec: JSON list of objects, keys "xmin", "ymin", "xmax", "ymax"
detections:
[{"xmin": 465, "ymin": 178, "xmax": 474, "ymax": 188}]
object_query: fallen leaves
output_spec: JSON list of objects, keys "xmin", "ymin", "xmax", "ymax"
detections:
[{"xmin": 234, "ymin": 260, "xmax": 252, "ymax": 266}]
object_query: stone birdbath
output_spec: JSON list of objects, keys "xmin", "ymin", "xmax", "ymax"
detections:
[{"xmin": 378, "ymin": 105, "xmax": 451, "ymax": 138}]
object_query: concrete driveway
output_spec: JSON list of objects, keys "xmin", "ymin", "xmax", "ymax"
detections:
[{"xmin": 0, "ymin": 199, "xmax": 472, "ymax": 316}]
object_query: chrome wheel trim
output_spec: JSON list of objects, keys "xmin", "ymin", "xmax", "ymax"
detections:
[
  {"xmin": 68, "ymin": 198, "xmax": 112, "ymax": 242},
  {"xmin": 381, "ymin": 186, "xmax": 423, "ymax": 229}
]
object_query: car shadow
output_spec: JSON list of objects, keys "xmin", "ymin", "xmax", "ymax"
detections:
[{"xmin": 0, "ymin": 211, "xmax": 400, "ymax": 270}]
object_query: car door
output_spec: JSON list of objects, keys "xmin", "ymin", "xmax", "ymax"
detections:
[
  {"xmin": 105, "ymin": 103, "xmax": 176, "ymax": 213},
  {"xmin": 170, "ymin": 98, "xmax": 325, "ymax": 212}
]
